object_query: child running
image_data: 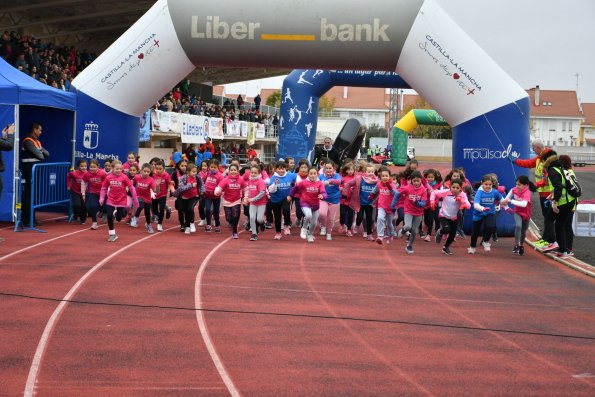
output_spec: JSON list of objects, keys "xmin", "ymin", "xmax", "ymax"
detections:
[
  {"xmin": 467, "ymin": 174, "xmax": 503, "ymax": 254},
  {"xmin": 338, "ymin": 162, "xmax": 356, "ymax": 236},
  {"xmin": 67, "ymin": 159, "xmax": 87, "ymax": 224},
  {"xmin": 197, "ymin": 160, "xmax": 209, "ymax": 226},
  {"xmin": 291, "ymin": 166, "xmax": 327, "ymax": 243},
  {"xmin": 99, "ymin": 160, "xmax": 139, "ymax": 242},
  {"xmin": 83, "ymin": 159, "xmax": 107, "ymax": 230},
  {"xmin": 318, "ymin": 160, "xmax": 342, "ymax": 241},
  {"xmin": 430, "ymin": 178, "xmax": 471, "ymax": 255},
  {"xmin": 151, "ymin": 160, "xmax": 173, "ymax": 232},
  {"xmin": 422, "ymin": 168, "xmax": 442, "ymax": 242},
  {"xmin": 172, "ymin": 163, "xmax": 205, "ymax": 234},
  {"xmin": 268, "ymin": 160, "xmax": 297, "ymax": 240},
  {"xmin": 501, "ymin": 175, "xmax": 536, "ymax": 256},
  {"xmin": 202, "ymin": 159, "xmax": 224, "ymax": 233},
  {"xmin": 245, "ymin": 164, "xmax": 268, "ymax": 241},
  {"xmin": 368, "ymin": 167, "xmax": 398, "ymax": 245},
  {"xmin": 131, "ymin": 163, "xmax": 157, "ymax": 233},
  {"xmin": 171, "ymin": 159, "xmax": 188, "ymax": 231},
  {"xmin": 343, "ymin": 164, "xmax": 378, "ymax": 241},
  {"xmin": 291, "ymin": 159, "xmax": 310, "ymax": 229},
  {"xmin": 215, "ymin": 163, "xmax": 247, "ymax": 239},
  {"xmin": 394, "ymin": 170, "xmax": 428, "ymax": 253}
]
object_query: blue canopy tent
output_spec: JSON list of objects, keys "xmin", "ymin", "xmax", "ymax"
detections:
[{"xmin": 0, "ymin": 58, "xmax": 76, "ymax": 222}]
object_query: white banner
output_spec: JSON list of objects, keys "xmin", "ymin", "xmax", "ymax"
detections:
[
  {"xmin": 226, "ymin": 120, "xmax": 240, "ymax": 136},
  {"xmin": 181, "ymin": 114, "xmax": 207, "ymax": 144},
  {"xmin": 209, "ymin": 117, "xmax": 224, "ymax": 139},
  {"xmin": 158, "ymin": 111, "xmax": 171, "ymax": 132},
  {"xmin": 256, "ymin": 123, "xmax": 265, "ymax": 139},
  {"xmin": 240, "ymin": 121, "xmax": 248, "ymax": 137}
]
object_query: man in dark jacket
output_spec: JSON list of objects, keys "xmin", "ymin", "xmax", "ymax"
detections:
[
  {"xmin": 0, "ymin": 123, "xmax": 15, "ymax": 243},
  {"xmin": 313, "ymin": 137, "xmax": 341, "ymax": 167},
  {"xmin": 20, "ymin": 122, "xmax": 49, "ymax": 225}
]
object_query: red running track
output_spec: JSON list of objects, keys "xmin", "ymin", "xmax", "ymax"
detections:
[{"xmin": 0, "ymin": 205, "xmax": 594, "ymax": 396}]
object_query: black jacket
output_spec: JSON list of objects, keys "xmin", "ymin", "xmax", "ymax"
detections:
[{"xmin": 0, "ymin": 133, "xmax": 15, "ymax": 172}]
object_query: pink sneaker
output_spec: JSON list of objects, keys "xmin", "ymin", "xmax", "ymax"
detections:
[
  {"xmin": 424, "ymin": 234, "xmax": 432, "ymax": 242},
  {"xmin": 274, "ymin": 233, "xmax": 282, "ymax": 240},
  {"xmin": 376, "ymin": 237, "xmax": 383, "ymax": 245},
  {"xmin": 283, "ymin": 226, "xmax": 291, "ymax": 235},
  {"xmin": 337, "ymin": 225, "xmax": 344, "ymax": 234},
  {"xmin": 367, "ymin": 235, "xmax": 374, "ymax": 241},
  {"xmin": 346, "ymin": 230, "xmax": 353, "ymax": 237}
]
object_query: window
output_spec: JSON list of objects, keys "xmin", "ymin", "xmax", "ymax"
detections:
[
  {"xmin": 562, "ymin": 121, "xmax": 566, "ymax": 131},
  {"xmin": 569, "ymin": 122, "xmax": 573, "ymax": 132}
]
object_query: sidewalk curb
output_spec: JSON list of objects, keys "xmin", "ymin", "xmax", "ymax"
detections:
[{"xmin": 528, "ymin": 220, "xmax": 595, "ymax": 278}]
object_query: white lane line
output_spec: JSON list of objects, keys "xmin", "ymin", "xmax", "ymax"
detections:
[
  {"xmin": 195, "ymin": 237, "xmax": 241, "ymax": 397},
  {"xmin": 23, "ymin": 226, "xmax": 178, "ymax": 397}
]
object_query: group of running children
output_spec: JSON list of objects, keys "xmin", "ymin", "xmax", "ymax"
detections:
[{"xmin": 66, "ymin": 153, "xmax": 536, "ymax": 256}]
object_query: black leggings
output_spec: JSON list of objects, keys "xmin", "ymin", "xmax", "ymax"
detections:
[
  {"xmin": 198, "ymin": 197, "xmax": 206, "ymax": 220},
  {"xmin": 181, "ymin": 197, "xmax": 198, "ymax": 228},
  {"xmin": 470, "ymin": 213, "xmax": 496, "ymax": 248},
  {"xmin": 106, "ymin": 205, "xmax": 126, "ymax": 231},
  {"xmin": 151, "ymin": 196, "xmax": 167, "ymax": 224},
  {"xmin": 293, "ymin": 197, "xmax": 304, "ymax": 222},
  {"xmin": 86, "ymin": 193, "xmax": 100, "ymax": 222},
  {"xmin": 204, "ymin": 197, "xmax": 221, "ymax": 226},
  {"xmin": 438, "ymin": 217, "xmax": 459, "ymax": 248},
  {"xmin": 270, "ymin": 200, "xmax": 291, "ymax": 232},
  {"xmin": 339, "ymin": 204, "xmax": 354, "ymax": 227},
  {"xmin": 134, "ymin": 199, "xmax": 152, "ymax": 225},
  {"xmin": 70, "ymin": 191, "xmax": 87, "ymax": 222},
  {"xmin": 424, "ymin": 207, "xmax": 437, "ymax": 236},
  {"xmin": 547, "ymin": 201, "xmax": 575, "ymax": 253},
  {"xmin": 175, "ymin": 198, "xmax": 185, "ymax": 227},
  {"xmin": 224, "ymin": 204, "xmax": 242, "ymax": 234},
  {"xmin": 356, "ymin": 205, "xmax": 374, "ymax": 234}
]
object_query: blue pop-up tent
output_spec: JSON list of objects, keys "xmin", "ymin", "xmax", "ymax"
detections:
[{"xmin": 0, "ymin": 58, "xmax": 76, "ymax": 222}]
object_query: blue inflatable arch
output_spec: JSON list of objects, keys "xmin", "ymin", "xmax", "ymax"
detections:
[{"xmin": 72, "ymin": 0, "xmax": 531, "ymax": 233}]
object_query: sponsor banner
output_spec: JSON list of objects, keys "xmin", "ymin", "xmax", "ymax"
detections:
[
  {"xmin": 240, "ymin": 121, "xmax": 248, "ymax": 137},
  {"xmin": 209, "ymin": 117, "xmax": 224, "ymax": 139},
  {"xmin": 71, "ymin": 0, "xmax": 195, "ymax": 116},
  {"xmin": 180, "ymin": 114, "xmax": 207, "ymax": 144},
  {"xmin": 158, "ymin": 111, "xmax": 171, "ymax": 132},
  {"xmin": 247, "ymin": 123, "xmax": 256, "ymax": 145},
  {"xmin": 396, "ymin": 0, "xmax": 527, "ymax": 126},
  {"xmin": 256, "ymin": 123, "xmax": 265, "ymax": 138}
]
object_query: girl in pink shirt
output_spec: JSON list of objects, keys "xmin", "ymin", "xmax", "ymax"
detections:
[
  {"xmin": 202, "ymin": 159, "xmax": 224, "ymax": 233},
  {"xmin": 173, "ymin": 163, "xmax": 205, "ymax": 235},
  {"xmin": 197, "ymin": 160, "xmax": 209, "ymax": 227},
  {"xmin": 501, "ymin": 175, "xmax": 536, "ymax": 256},
  {"xmin": 122, "ymin": 151, "xmax": 139, "ymax": 175},
  {"xmin": 151, "ymin": 160, "xmax": 173, "ymax": 232},
  {"xmin": 171, "ymin": 160, "xmax": 188, "ymax": 232},
  {"xmin": 394, "ymin": 170, "xmax": 429, "ymax": 254},
  {"xmin": 215, "ymin": 163, "xmax": 247, "ymax": 239},
  {"xmin": 244, "ymin": 164, "xmax": 268, "ymax": 241},
  {"xmin": 368, "ymin": 167, "xmax": 398, "ymax": 245},
  {"xmin": 338, "ymin": 162, "xmax": 355, "ymax": 236},
  {"xmin": 291, "ymin": 167, "xmax": 327, "ymax": 243},
  {"xmin": 83, "ymin": 159, "xmax": 107, "ymax": 230},
  {"xmin": 99, "ymin": 160, "xmax": 139, "ymax": 242},
  {"xmin": 67, "ymin": 159, "xmax": 87, "ymax": 224},
  {"xmin": 131, "ymin": 163, "xmax": 157, "ymax": 234}
]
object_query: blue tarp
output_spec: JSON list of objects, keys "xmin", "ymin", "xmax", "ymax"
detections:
[{"xmin": 0, "ymin": 57, "xmax": 76, "ymax": 110}]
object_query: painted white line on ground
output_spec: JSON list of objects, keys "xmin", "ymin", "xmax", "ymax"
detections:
[
  {"xmin": 23, "ymin": 226, "xmax": 178, "ymax": 397},
  {"xmin": 195, "ymin": 237, "xmax": 241, "ymax": 397}
]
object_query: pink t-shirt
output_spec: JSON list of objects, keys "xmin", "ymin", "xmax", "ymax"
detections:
[
  {"xmin": 247, "ymin": 177, "xmax": 268, "ymax": 206},
  {"xmin": 375, "ymin": 181, "xmax": 397, "ymax": 211},
  {"xmin": 67, "ymin": 170, "xmax": 86, "ymax": 195},
  {"xmin": 218, "ymin": 175, "xmax": 247, "ymax": 204},
  {"xmin": 181, "ymin": 175, "xmax": 199, "ymax": 199},
  {"xmin": 133, "ymin": 174, "xmax": 156, "ymax": 202},
  {"xmin": 100, "ymin": 173, "xmax": 138, "ymax": 207},
  {"xmin": 152, "ymin": 171, "xmax": 172, "ymax": 199},
  {"xmin": 83, "ymin": 169, "xmax": 107, "ymax": 195},
  {"xmin": 398, "ymin": 184, "xmax": 428, "ymax": 216},
  {"xmin": 510, "ymin": 186, "xmax": 532, "ymax": 221},
  {"xmin": 203, "ymin": 171, "xmax": 224, "ymax": 198},
  {"xmin": 296, "ymin": 179, "xmax": 326, "ymax": 207},
  {"xmin": 122, "ymin": 161, "xmax": 139, "ymax": 174}
]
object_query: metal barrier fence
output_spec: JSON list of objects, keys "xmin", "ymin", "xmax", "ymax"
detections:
[{"xmin": 18, "ymin": 162, "xmax": 71, "ymax": 232}]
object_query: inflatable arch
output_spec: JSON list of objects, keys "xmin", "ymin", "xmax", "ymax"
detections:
[
  {"xmin": 392, "ymin": 109, "xmax": 449, "ymax": 165},
  {"xmin": 72, "ymin": 0, "xmax": 530, "ymax": 233}
]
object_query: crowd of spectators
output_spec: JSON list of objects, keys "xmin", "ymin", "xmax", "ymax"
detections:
[
  {"xmin": 154, "ymin": 87, "xmax": 280, "ymax": 137},
  {"xmin": 0, "ymin": 30, "xmax": 96, "ymax": 90}
]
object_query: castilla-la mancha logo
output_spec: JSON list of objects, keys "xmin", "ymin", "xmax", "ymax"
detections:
[
  {"xmin": 83, "ymin": 121, "xmax": 99, "ymax": 149},
  {"xmin": 463, "ymin": 144, "xmax": 518, "ymax": 162}
]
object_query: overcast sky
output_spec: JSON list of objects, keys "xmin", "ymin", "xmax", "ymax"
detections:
[{"xmin": 224, "ymin": 0, "xmax": 595, "ymax": 104}]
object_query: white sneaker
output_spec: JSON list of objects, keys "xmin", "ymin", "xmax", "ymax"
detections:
[
  {"xmin": 300, "ymin": 228, "xmax": 307, "ymax": 239},
  {"xmin": 157, "ymin": 224, "xmax": 163, "ymax": 232},
  {"xmin": 467, "ymin": 247, "xmax": 476, "ymax": 254},
  {"xmin": 326, "ymin": 234, "xmax": 332, "ymax": 241},
  {"xmin": 130, "ymin": 217, "xmax": 138, "ymax": 228},
  {"xmin": 190, "ymin": 223, "xmax": 196, "ymax": 233},
  {"xmin": 90, "ymin": 222, "xmax": 98, "ymax": 230},
  {"xmin": 184, "ymin": 227, "xmax": 191, "ymax": 235},
  {"xmin": 320, "ymin": 227, "xmax": 327, "ymax": 236},
  {"xmin": 198, "ymin": 220, "xmax": 206, "ymax": 226},
  {"xmin": 307, "ymin": 235, "xmax": 315, "ymax": 243},
  {"xmin": 482, "ymin": 241, "xmax": 491, "ymax": 252}
]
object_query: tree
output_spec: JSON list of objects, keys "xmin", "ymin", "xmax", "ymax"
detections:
[
  {"xmin": 402, "ymin": 97, "xmax": 452, "ymax": 139},
  {"xmin": 266, "ymin": 90, "xmax": 281, "ymax": 108},
  {"xmin": 365, "ymin": 123, "xmax": 387, "ymax": 148},
  {"xmin": 319, "ymin": 95, "xmax": 336, "ymax": 114}
]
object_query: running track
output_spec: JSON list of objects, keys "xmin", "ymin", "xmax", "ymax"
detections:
[{"xmin": 0, "ymin": 199, "xmax": 594, "ymax": 396}]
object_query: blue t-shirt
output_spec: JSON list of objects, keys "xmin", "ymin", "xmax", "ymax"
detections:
[
  {"xmin": 319, "ymin": 173, "xmax": 342, "ymax": 204},
  {"xmin": 472, "ymin": 188, "xmax": 503, "ymax": 221},
  {"xmin": 360, "ymin": 179, "xmax": 376, "ymax": 206},
  {"xmin": 269, "ymin": 172, "xmax": 297, "ymax": 203}
]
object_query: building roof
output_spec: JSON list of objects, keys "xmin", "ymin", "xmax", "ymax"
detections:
[
  {"xmin": 526, "ymin": 88, "xmax": 582, "ymax": 118},
  {"xmin": 581, "ymin": 103, "xmax": 595, "ymax": 126}
]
